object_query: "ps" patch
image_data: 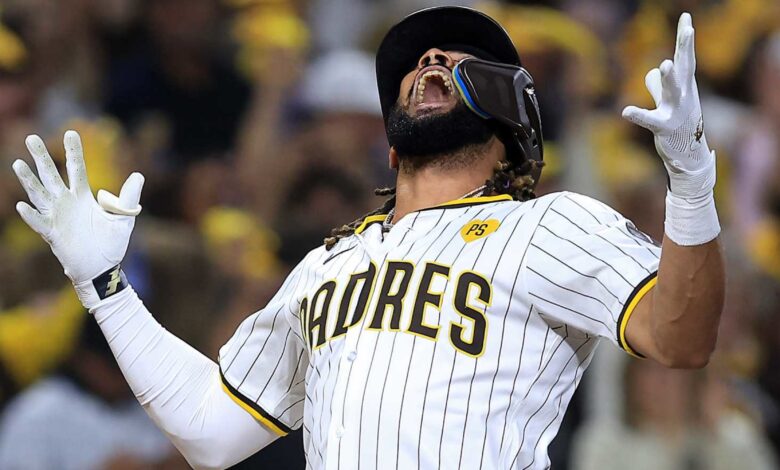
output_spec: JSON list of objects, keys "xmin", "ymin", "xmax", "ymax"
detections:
[{"xmin": 460, "ymin": 219, "xmax": 500, "ymax": 243}]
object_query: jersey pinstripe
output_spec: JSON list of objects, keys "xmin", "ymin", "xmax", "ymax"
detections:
[{"xmin": 218, "ymin": 191, "xmax": 661, "ymax": 469}]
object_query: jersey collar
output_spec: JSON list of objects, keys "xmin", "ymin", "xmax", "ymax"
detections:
[{"xmin": 354, "ymin": 194, "xmax": 513, "ymax": 235}]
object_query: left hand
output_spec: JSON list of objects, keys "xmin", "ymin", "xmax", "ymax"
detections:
[{"xmin": 622, "ymin": 12, "xmax": 715, "ymax": 201}]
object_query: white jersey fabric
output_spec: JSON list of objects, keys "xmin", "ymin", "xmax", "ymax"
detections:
[{"xmin": 219, "ymin": 191, "xmax": 661, "ymax": 470}]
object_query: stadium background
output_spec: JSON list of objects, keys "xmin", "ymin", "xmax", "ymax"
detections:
[{"xmin": 0, "ymin": 0, "xmax": 779, "ymax": 468}]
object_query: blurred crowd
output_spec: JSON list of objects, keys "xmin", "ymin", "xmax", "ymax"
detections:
[{"xmin": 0, "ymin": 0, "xmax": 778, "ymax": 468}]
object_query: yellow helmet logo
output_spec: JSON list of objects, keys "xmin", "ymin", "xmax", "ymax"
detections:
[{"xmin": 460, "ymin": 219, "xmax": 500, "ymax": 242}]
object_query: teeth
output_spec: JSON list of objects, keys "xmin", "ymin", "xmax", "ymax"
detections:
[{"xmin": 415, "ymin": 69, "xmax": 454, "ymax": 103}]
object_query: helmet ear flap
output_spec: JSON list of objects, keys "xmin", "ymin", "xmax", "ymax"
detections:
[
  {"xmin": 524, "ymin": 86, "xmax": 543, "ymax": 149},
  {"xmin": 519, "ymin": 85, "xmax": 544, "ymax": 170},
  {"xmin": 510, "ymin": 68, "xmax": 543, "ymax": 169}
]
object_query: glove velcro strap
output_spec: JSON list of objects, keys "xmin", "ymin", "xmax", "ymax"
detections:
[
  {"xmin": 74, "ymin": 265, "xmax": 128, "ymax": 310},
  {"xmin": 666, "ymin": 149, "xmax": 716, "ymax": 200}
]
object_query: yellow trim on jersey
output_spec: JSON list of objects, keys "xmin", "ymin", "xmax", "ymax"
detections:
[
  {"xmin": 220, "ymin": 382, "xmax": 289, "ymax": 436},
  {"xmin": 435, "ymin": 194, "xmax": 513, "ymax": 207},
  {"xmin": 617, "ymin": 273, "xmax": 658, "ymax": 359},
  {"xmin": 353, "ymin": 195, "xmax": 514, "ymax": 235},
  {"xmin": 354, "ymin": 215, "xmax": 387, "ymax": 235}
]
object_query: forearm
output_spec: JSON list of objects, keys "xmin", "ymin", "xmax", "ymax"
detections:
[
  {"xmin": 627, "ymin": 190, "xmax": 725, "ymax": 367},
  {"xmin": 649, "ymin": 234, "xmax": 725, "ymax": 366},
  {"xmin": 92, "ymin": 287, "xmax": 278, "ymax": 469}
]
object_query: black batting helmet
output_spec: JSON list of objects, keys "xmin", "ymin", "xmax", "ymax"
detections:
[{"xmin": 375, "ymin": 6, "xmax": 544, "ymax": 187}]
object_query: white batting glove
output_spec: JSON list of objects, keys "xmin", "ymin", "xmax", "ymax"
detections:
[
  {"xmin": 12, "ymin": 130, "xmax": 144, "ymax": 308},
  {"xmin": 622, "ymin": 13, "xmax": 719, "ymax": 245}
]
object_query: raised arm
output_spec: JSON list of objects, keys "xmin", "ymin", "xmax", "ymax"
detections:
[
  {"xmin": 11, "ymin": 132, "xmax": 279, "ymax": 469},
  {"xmin": 622, "ymin": 13, "xmax": 725, "ymax": 368}
]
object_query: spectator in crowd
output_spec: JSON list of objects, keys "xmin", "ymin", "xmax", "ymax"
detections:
[
  {"xmin": 735, "ymin": 31, "xmax": 780, "ymax": 279},
  {"xmin": 571, "ymin": 360, "xmax": 777, "ymax": 470},
  {"xmin": 106, "ymin": 0, "xmax": 250, "ymax": 166},
  {"xmin": 106, "ymin": 0, "xmax": 251, "ymax": 218},
  {"xmin": 0, "ymin": 318, "xmax": 185, "ymax": 469},
  {"xmin": 235, "ymin": 48, "xmax": 385, "ymax": 225}
]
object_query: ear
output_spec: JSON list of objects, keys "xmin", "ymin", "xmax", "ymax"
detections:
[{"xmin": 388, "ymin": 147, "xmax": 399, "ymax": 169}]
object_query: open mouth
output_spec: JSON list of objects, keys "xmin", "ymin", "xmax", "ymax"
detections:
[{"xmin": 413, "ymin": 66, "xmax": 456, "ymax": 112}]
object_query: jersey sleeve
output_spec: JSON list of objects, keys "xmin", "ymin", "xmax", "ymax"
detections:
[
  {"xmin": 218, "ymin": 258, "xmax": 309, "ymax": 435},
  {"xmin": 523, "ymin": 192, "xmax": 661, "ymax": 356}
]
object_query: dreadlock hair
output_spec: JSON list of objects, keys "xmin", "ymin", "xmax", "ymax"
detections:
[
  {"xmin": 323, "ymin": 158, "xmax": 544, "ymax": 250},
  {"xmin": 482, "ymin": 158, "xmax": 544, "ymax": 202},
  {"xmin": 324, "ymin": 187, "xmax": 396, "ymax": 250}
]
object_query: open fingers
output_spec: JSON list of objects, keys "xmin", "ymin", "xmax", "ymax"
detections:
[
  {"xmin": 645, "ymin": 68, "xmax": 662, "ymax": 107},
  {"xmin": 675, "ymin": 12, "xmax": 692, "ymax": 54},
  {"xmin": 119, "ymin": 172, "xmax": 144, "ymax": 210},
  {"xmin": 674, "ymin": 13, "xmax": 696, "ymax": 83},
  {"xmin": 659, "ymin": 59, "xmax": 681, "ymax": 104},
  {"xmin": 12, "ymin": 159, "xmax": 52, "ymax": 211},
  {"xmin": 25, "ymin": 135, "xmax": 67, "ymax": 196},
  {"xmin": 97, "ymin": 172, "xmax": 144, "ymax": 216},
  {"xmin": 16, "ymin": 201, "xmax": 51, "ymax": 236},
  {"xmin": 64, "ymin": 130, "xmax": 90, "ymax": 195},
  {"xmin": 622, "ymin": 105, "xmax": 663, "ymax": 133}
]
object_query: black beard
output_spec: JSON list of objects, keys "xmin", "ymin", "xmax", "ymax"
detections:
[{"xmin": 386, "ymin": 100, "xmax": 496, "ymax": 171}]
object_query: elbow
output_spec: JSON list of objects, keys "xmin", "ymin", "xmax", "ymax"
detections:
[
  {"xmin": 175, "ymin": 438, "xmax": 241, "ymax": 470},
  {"xmin": 162, "ymin": 422, "xmax": 244, "ymax": 470},
  {"xmin": 651, "ymin": 303, "xmax": 722, "ymax": 369},
  {"xmin": 655, "ymin": 338, "xmax": 717, "ymax": 369},
  {"xmin": 167, "ymin": 436, "xmax": 231, "ymax": 470},
  {"xmin": 188, "ymin": 455, "xmax": 235, "ymax": 470},
  {"xmin": 657, "ymin": 349, "xmax": 712, "ymax": 369}
]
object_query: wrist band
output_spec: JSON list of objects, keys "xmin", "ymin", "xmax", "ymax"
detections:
[
  {"xmin": 664, "ymin": 191, "xmax": 720, "ymax": 246},
  {"xmin": 73, "ymin": 265, "xmax": 129, "ymax": 309}
]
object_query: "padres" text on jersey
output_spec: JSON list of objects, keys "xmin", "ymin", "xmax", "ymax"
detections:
[{"xmin": 299, "ymin": 260, "xmax": 491, "ymax": 357}]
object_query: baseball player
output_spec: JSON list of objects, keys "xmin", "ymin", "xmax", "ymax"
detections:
[{"xmin": 11, "ymin": 6, "xmax": 724, "ymax": 470}]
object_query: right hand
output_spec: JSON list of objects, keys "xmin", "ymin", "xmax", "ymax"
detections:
[
  {"xmin": 12, "ymin": 131, "xmax": 144, "ymax": 302},
  {"xmin": 621, "ymin": 13, "xmax": 715, "ymax": 201}
]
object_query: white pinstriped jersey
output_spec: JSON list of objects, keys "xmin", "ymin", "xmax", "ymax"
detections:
[{"xmin": 218, "ymin": 192, "xmax": 661, "ymax": 469}]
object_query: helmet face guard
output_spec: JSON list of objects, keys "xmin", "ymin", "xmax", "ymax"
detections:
[{"xmin": 453, "ymin": 58, "xmax": 543, "ymax": 184}]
